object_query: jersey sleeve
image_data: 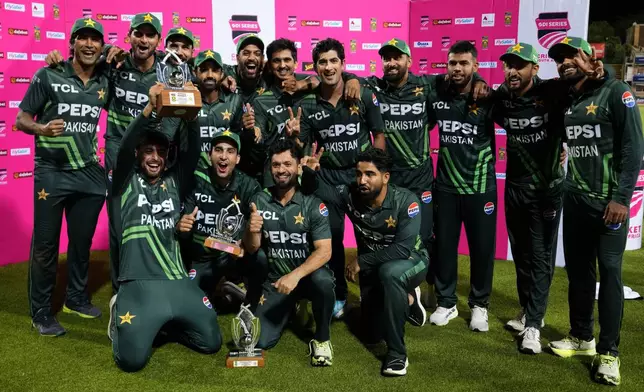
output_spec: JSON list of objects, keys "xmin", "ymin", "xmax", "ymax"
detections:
[
  {"xmin": 309, "ymin": 196, "xmax": 332, "ymax": 242},
  {"xmin": 358, "ymin": 192, "xmax": 423, "ymax": 268},
  {"xmin": 361, "ymin": 86, "xmax": 384, "ymax": 134},
  {"xmin": 19, "ymin": 68, "xmax": 50, "ymax": 116},
  {"xmin": 609, "ymin": 82, "xmax": 644, "ymax": 206}
]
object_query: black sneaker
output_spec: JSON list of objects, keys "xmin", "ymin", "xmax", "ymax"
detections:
[
  {"xmin": 32, "ymin": 315, "xmax": 66, "ymax": 337},
  {"xmin": 382, "ymin": 356, "xmax": 409, "ymax": 377},
  {"xmin": 407, "ymin": 286, "xmax": 426, "ymax": 327},
  {"xmin": 63, "ymin": 302, "xmax": 102, "ymax": 319}
]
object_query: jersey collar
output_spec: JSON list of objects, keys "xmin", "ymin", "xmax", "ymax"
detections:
[
  {"xmin": 268, "ymin": 186, "xmax": 304, "ymax": 206},
  {"xmin": 207, "ymin": 167, "xmax": 240, "ymax": 191},
  {"xmin": 60, "ymin": 60, "xmax": 103, "ymax": 83}
]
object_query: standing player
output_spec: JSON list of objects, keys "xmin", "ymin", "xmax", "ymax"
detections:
[
  {"xmin": 180, "ymin": 129, "xmax": 265, "ymax": 306},
  {"xmin": 244, "ymin": 139, "xmax": 334, "ymax": 366},
  {"xmin": 427, "ymin": 41, "xmax": 496, "ymax": 332},
  {"xmin": 109, "ymin": 83, "xmax": 222, "ymax": 372},
  {"xmin": 17, "ymin": 17, "xmax": 110, "ymax": 336},
  {"xmin": 302, "ymin": 148, "xmax": 428, "ymax": 376},
  {"xmin": 298, "ymin": 38, "xmax": 385, "ymax": 317},
  {"xmin": 546, "ymin": 37, "xmax": 643, "ymax": 386}
]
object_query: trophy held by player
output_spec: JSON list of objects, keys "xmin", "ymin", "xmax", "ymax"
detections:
[
  {"xmin": 203, "ymin": 195, "xmax": 245, "ymax": 256},
  {"xmin": 226, "ymin": 304, "xmax": 265, "ymax": 368},
  {"xmin": 155, "ymin": 50, "xmax": 202, "ymax": 118}
]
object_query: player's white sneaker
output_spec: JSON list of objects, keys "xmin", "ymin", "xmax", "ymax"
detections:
[
  {"xmin": 107, "ymin": 294, "xmax": 117, "ymax": 341},
  {"xmin": 593, "ymin": 354, "xmax": 621, "ymax": 386},
  {"xmin": 519, "ymin": 327, "xmax": 542, "ymax": 354},
  {"xmin": 506, "ymin": 308, "xmax": 545, "ymax": 332},
  {"xmin": 429, "ymin": 306, "xmax": 458, "ymax": 326},
  {"xmin": 382, "ymin": 357, "xmax": 408, "ymax": 377},
  {"xmin": 549, "ymin": 336, "xmax": 596, "ymax": 358},
  {"xmin": 469, "ymin": 306, "xmax": 489, "ymax": 332}
]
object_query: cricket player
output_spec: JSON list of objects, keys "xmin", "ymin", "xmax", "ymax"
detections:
[
  {"xmin": 17, "ymin": 17, "xmax": 111, "ymax": 336},
  {"xmin": 181, "ymin": 129, "xmax": 266, "ymax": 306},
  {"xmin": 547, "ymin": 37, "xmax": 643, "ymax": 386},
  {"xmin": 302, "ymin": 147, "xmax": 428, "ymax": 376},
  {"xmin": 244, "ymin": 139, "xmax": 334, "ymax": 366},
  {"xmin": 427, "ymin": 41, "xmax": 496, "ymax": 332},
  {"xmin": 108, "ymin": 82, "xmax": 221, "ymax": 372},
  {"xmin": 298, "ymin": 38, "xmax": 386, "ymax": 318}
]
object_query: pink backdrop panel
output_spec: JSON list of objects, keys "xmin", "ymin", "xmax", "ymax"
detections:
[
  {"xmin": 275, "ymin": 0, "xmax": 410, "ymax": 248},
  {"xmin": 409, "ymin": 0, "xmax": 520, "ymax": 259}
]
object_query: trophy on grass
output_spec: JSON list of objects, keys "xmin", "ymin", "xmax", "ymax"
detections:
[
  {"xmin": 203, "ymin": 198, "xmax": 244, "ymax": 256},
  {"xmin": 155, "ymin": 50, "xmax": 202, "ymax": 118},
  {"xmin": 226, "ymin": 304, "xmax": 265, "ymax": 368}
]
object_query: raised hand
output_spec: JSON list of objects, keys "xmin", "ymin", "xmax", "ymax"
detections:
[
  {"xmin": 301, "ymin": 145, "xmax": 325, "ymax": 172},
  {"xmin": 344, "ymin": 78, "xmax": 361, "ymax": 101},
  {"xmin": 45, "ymin": 49, "xmax": 64, "ymax": 67},
  {"xmin": 248, "ymin": 202, "xmax": 263, "ymax": 233},
  {"xmin": 105, "ymin": 46, "xmax": 128, "ymax": 68},
  {"xmin": 222, "ymin": 76, "xmax": 237, "ymax": 92},
  {"xmin": 574, "ymin": 47, "xmax": 604, "ymax": 79},
  {"xmin": 177, "ymin": 206, "xmax": 198, "ymax": 233},
  {"xmin": 38, "ymin": 119, "xmax": 65, "ymax": 137},
  {"xmin": 285, "ymin": 107, "xmax": 302, "ymax": 138},
  {"xmin": 242, "ymin": 103, "xmax": 255, "ymax": 130}
]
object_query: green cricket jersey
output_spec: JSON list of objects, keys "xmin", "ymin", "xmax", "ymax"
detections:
[
  {"xmin": 19, "ymin": 61, "xmax": 110, "ymax": 170},
  {"xmin": 563, "ymin": 78, "xmax": 644, "ymax": 205},
  {"xmin": 111, "ymin": 112, "xmax": 200, "ymax": 280},
  {"xmin": 252, "ymin": 84, "xmax": 307, "ymax": 153},
  {"xmin": 363, "ymin": 73, "xmax": 439, "ymax": 171},
  {"xmin": 183, "ymin": 167, "xmax": 261, "ymax": 263},
  {"xmin": 491, "ymin": 77, "xmax": 566, "ymax": 190},
  {"xmin": 303, "ymin": 167, "xmax": 427, "ymax": 268},
  {"xmin": 250, "ymin": 187, "xmax": 331, "ymax": 281},
  {"xmin": 195, "ymin": 89, "xmax": 244, "ymax": 168},
  {"xmin": 429, "ymin": 80, "xmax": 496, "ymax": 194},
  {"xmin": 105, "ymin": 53, "xmax": 159, "ymax": 142},
  {"xmin": 223, "ymin": 64, "xmax": 268, "ymax": 103},
  {"xmin": 299, "ymin": 85, "xmax": 384, "ymax": 169}
]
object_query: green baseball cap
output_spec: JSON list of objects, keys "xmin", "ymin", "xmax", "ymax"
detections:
[
  {"xmin": 211, "ymin": 130, "xmax": 241, "ymax": 153},
  {"xmin": 500, "ymin": 42, "xmax": 539, "ymax": 64},
  {"xmin": 70, "ymin": 17, "xmax": 104, "ymax": 42},
  {"xmin": 194, "ymin": 49, "xmax": 223, "ymax": 69},
  {"xmin": 236, "ymin": 34, "xmax": 264, "ymax": 54},
  {"xmin": 378, "ymin": 38, "xmax": 411, "ymax": 57},
  {"xmin": 130, "ymin": 13, "xmax": 162, "ymax": 35},
  {"xmin": 548, "ymin": 36, "xmax": 592, "ymax": 61},
  {"xmin": 165, "ymin": 26, "xmax": 194, "ymax": 47}
]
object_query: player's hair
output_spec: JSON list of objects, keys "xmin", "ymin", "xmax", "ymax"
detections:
[
  {"xmin": 137, "ymin": 130, "xmax": 170, "ymax": 150},
  {"xmin": 312, "ymin": 38, "xmax": 345, "ymax": 64},
  {"xmin": 357, "ymin": 148, "xmax": 392, "ymax": 173},
  {"xmin": 268, "ymin": 138, "xmax": 303, "ymax": 161},
  {"xmin": 448, "ymin": 40, "xmax": 478, "ymax": 59},
  {"xmin": 267, "ymin": 38, "xmax": 298, "ymax": 62}
]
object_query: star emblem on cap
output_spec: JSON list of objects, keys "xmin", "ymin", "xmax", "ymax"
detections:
[
  {"xmin": 97, "ymin": 88, "xmax": 105, "ymax": 100},
  {"xmin": 511, "ymin": 43, "xmax": 524, "ymax": 53},
  {"xmin": 84, "ymin": 18, "xmax": 96, "ymax": 27},
  {"xmin": 385, "ymin": 215, "xmax": 397, "ymax": 228},
  {"xmin": 222, "ymin": 130, "xmax": 233, "ymax": 136},
  {"xmin": 221, "ymin": 109, "xmax": 232, "ymax": 121},
  {"xmin": 414, "ymin": 87, "xmax": 423, "ymax": 96},
  {"xmin": 37, "ymin": 188, "xmax": 49, "ymax": 200},
  {"xmin": 177, "ymin": 27, "xmax": 187, "ymax": 35},
  {"xmin": 586, "ymin": 101, "xmax": 598, "ymax": 115},
  {"xmin": 143, "ymin": 13, "xmax": 154, "ymax": 22},
  {"xmin": 388, "ymin": 38, "xmax": 398, "ymax": 46},
  {"xmin": 119, "ymin": 311, "xmax": 136, "ymax": 325},
  {"xmin": 349, "ymin": 105, "xmax": 360, "ymax": 115},
  {"xmin": 560, "ymin": 37, "xmax": 572, "ymax": 45},
  {"xmin": 469, "ymin": 103, "xmax": 479, "ymax": 115},
  {"xmin": 204, "ymin": 50, "xmax": 215, "ymax": 58},
  {"xmin": 294, "ymin": 212, "xmax": 305, "ymax": 225}
]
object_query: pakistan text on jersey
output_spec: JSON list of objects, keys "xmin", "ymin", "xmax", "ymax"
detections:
[
  {"xmin": 324, "ymin": 140, "xmax": 358, "ymax": 152},
  {"xmin": 507, "ymin": 130, "xmax": 548, "ymax": 144},
  {"xmin": 568, "ymin": 145, "xmax": 599, "ymax": 158},
  {"xmin": 63, "ymin": 122, "xmax": 98, "ymax": 133},
  {"xmin": 140, "ymin": 214, "xmax": 176, "ymax": 230},
  {"xmin": 268, "ymin": 248, "xmax": 307, "ymax": 259},
  {"xmin": 440, "ymin": 134, "xmax": 474, "ymax": 145},
  {"xmin": 385, "ymin": 119, "xmax": 424, "ymax": 131}
]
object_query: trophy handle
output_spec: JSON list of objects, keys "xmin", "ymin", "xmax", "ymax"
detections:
[{"xmin": 161, "ymin": 49, "xmax": 183, "ymax": 66}]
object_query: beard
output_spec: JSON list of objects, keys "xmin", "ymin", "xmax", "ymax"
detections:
[
  {"xmin": 358, "ymin": 184, "xmax": 382, "ymax": 202},
  {"xmin": 559, "ymin": 65, "xmax": 584, "ymax": 83},
  {"xmin": 383, "ymin": 65, "xmax": 407, "ymax": 83},
  {"xmin": 273, "ymin": 171, "xmax": 298, "ymax": 189}
]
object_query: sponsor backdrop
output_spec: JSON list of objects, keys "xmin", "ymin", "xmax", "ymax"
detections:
[{"xmin": 0, "ymin": 0, "xmax": 598, "ymax": 265}]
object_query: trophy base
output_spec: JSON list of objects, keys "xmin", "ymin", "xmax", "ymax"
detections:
[
  {"xmin": 226, "ymin": 349, "xmax": 265, "ymax": 368},
  {"xmin": 157, "ymin": 88, "xmax": 202, "ymax": 119},
  {"xmin": 204, "ymin": 237, "xmax": 243, "ymax": 256}
]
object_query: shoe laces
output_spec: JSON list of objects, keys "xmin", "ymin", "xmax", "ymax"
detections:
[
  {"xmin": 473, "ymin": 306, "xmax": 488, "ymax": 320},
  {"xmin": 520, "ymin": 327, "xmax": 540, "ymax": 341},
  {"xmin": 309, "ymin": 340, "xmax": 333, "ymax": 357},
  {"xmin": 599, "ymin": 355, "xmax": 618, "ymax": 368}
]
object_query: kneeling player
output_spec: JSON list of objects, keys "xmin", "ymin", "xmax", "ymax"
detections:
[
  {"xmin": 108, "ymin": 83, "xmax": 222, "ymax": 372},
  {"xmin": 302, "ymin": 148, "xmax": 428, "ymax": 377},
  {"xmin": 244, "ymin": 139, "xmax": 334, "ymax": 366}
]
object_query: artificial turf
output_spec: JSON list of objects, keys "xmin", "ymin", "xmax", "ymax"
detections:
[{"xmin": 0, "ymin": 245, "xmax": 642, "ymax": 392}]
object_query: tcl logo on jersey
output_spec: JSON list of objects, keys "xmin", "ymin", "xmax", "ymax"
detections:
[
  {"xmin": 10, "ymin": 77, "xmax": 30, "ymax": 84},
  {"xmin": 380, "ymin": 102, "xmax": 426, "ymax": 116},
  {"xmin": 257, "ymin": 210, "xmax": 279, "ymax": 220},
  {"xmin": 319, "ymin": 123, "xmax": 360, "ymax": 139},
  {"xmin": 58, "ymin": 104, "xmax": 101, "ymax": 118},
  {"xmin": 186, "ymin": 17, "xmax": 207, "ymax": 23},
  {"xmin": 438, "ymin": 120, "xmax": 478, "ymax": 135},
  {"xmin": 307, "ymin": 111, "xmax": 330, "ymax": 121},
  {"xmin": 503, "ymin": 115, "xmax": 548, "ymax": 130},
  {"xmin": 8, "ymin": 28, "xmax": 28, "ymax": 36},
  {"xmin": 484, "ymin": 202, "xmax": 495, "ymax": 215},
  {"xmin": 51, "ymin": 83, "xmax": 80, "ymax": 93},
  {"xmin": 10, "ymin": 148, "xmax": 30, "ymax": 156},
  {"xmin": 115, "ymin": 87, "xmax": 148, "ymax": 105},
  {"xmin": 264, "ymin": 230, "xmax": 308, "ymax": 244},
  {"xmin": 408, "ymin": 202, "xmax": 419, "ymax": 217},
  {"xmin": 565, "ymin": 124, "xmax": 601, "ymax": 140},
  {"xmin": 137, "ymin": 194, "xmax": 175, "ymax": 213},
  {"xmin": 421, "ymin": 191, "xmax": 432, "ymax": 204},
  {"xmin": 13, "ymin": 171, "xmax": 33, "ymax": 179},
  {"xmin": 267, "ymin": 104, "xmax": 287, "ymax": 116}
]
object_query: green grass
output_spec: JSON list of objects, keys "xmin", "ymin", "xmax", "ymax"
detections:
[{"xmin": 0, "ymin": 247, "xmax": 643, "ymax": 392}]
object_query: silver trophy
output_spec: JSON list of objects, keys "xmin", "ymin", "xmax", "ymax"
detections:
[
  {"xmin": 156, "ymin": 50, "xmax": 191, "ymax": 89},
  {"xmin": 204, "ymin": 198, "xmax": 245, "ymax": 255},
  {"xmin": 154, "ymin": 50, "xmax": 202, "ymax": 118},
  {"xmin": 227, "ymin": 304, "xmax": 265, "ymax": 368}
]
